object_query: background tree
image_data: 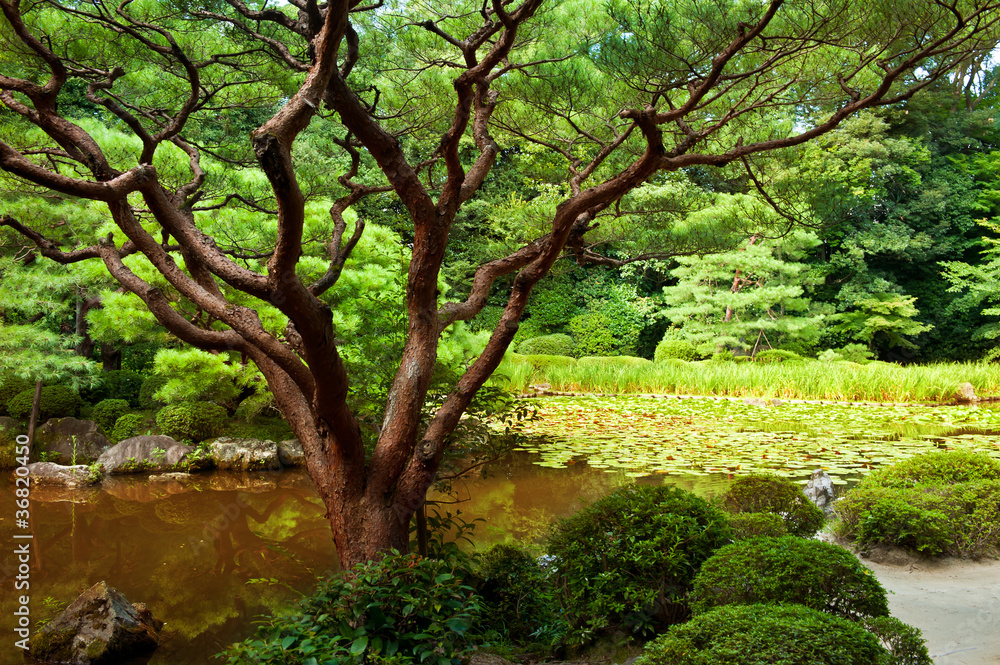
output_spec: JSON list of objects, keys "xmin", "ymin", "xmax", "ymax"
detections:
[{"xmin": 2, "ymin": 0, "xmax": 999, "ymax": 567}]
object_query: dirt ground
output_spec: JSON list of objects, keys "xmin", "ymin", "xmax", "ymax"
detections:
[{"xmin": 860, "ymin": 549, "xmax": 1000, "ymax": 665}]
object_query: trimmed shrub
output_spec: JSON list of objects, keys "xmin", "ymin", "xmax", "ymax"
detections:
[
  {"xmin": 725, "ymin": 512, "xmax": 788, "ymax": 540},
  {"xmin": 155, "ymin": 402, "xmax": 226, "ymax": 442},
  {"xmin": 111, "ymin": 413, "xmax": 149, "ymax": 443},
  {"xmin": 138, "ymin": 374, "xmax": 168, "ymax": 410},
  {"xmin": 84, "ymin": 370, "xmax": 144, "ymax": 406},
  {"xmin": 635, "ymin": 604, "xmax": 886, "ymax": 665},
  {"xmin": 863, "ymin": 450, "xmax": 1000, "ymax": 488},
  {"xmin": 0, "ymin": 375, "xmax": 33, "ymax": 416},
  {"xmin": 7, "ymin": 386, "xmax": 81, "ymax": 421},
  {"xmin": 754, "ymin": 349, "xmax": 805, "ymax": 363},
  {"xmin": 523, "ymin": 354, "xmax": 577, "ymax": 373},
  {"xmin": 863, "ymin": 616, "xmax": 933, "ymax": 665},
  {"xmin": 690, "ymin": 536, "xmax": 889, "ymax": 621},
  {"xmin": 517, "ymin": 334, "xmax": 576, "ymax": 357},
  {"xmin": 477, "ymin": 544, "xmax": 558, "ymax": 642},
  {"xmin": 221, "ymin": 550, "xmax": 480, "ymax": 665},
  {"xmin": 546, "ymin": 484, "xmax": 731, "ymax": 635},
  {"xmin": 722, "ymin": 473, "xmax": 825, "ymax": 537},
  {"xmin": 0, "ymin": 418, "xmax": 22, "ymax": 468},
  {"xmin": 577, "ymin": 355, "xmax": 652, "ymax": 368},
  {"xmin": 655, "ymin": 338, "xmax": 698, "ymax": 362},
  {"xmin": 91, "ymin": 399, "xmax": 132, "ymax": 433}
]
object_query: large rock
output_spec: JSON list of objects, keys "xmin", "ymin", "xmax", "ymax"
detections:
[
  {"xmin": 34, "ymin": 418, "xmax": 111, "ymax": 465},
  {"xmin": 29, "ymin": 581, "xmax": 161, "ymax": 664},
  {"xmin": 27, "ymin": 462, "xmax": 102, "ymax": 487},
  {"xmin": 97, "ymin": 435, "xmax": 205, "ymax": 474},
  {"xmin": 210, "ymin": 437, "xmax": 280, "ymax": 471},
  {"xmin": 0, "ymin": 416, "xmax": 23, "ymax": 468},
  {"xmin": 803, "ymin": 469, "xmax": 836, "ymax": 517},
  {"xmin": 277, "ymin": 438, "xmax": 305, "ymax": 467},
  {"xmin": 954, "ymin": 382, "xmax": 977, "ymax": 403}
]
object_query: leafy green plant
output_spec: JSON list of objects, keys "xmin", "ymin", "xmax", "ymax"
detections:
[
  {"xmin": 689, "ymin": 536, "xmax": 890, "ymax": 620},
  {"xmin": 546, "ymin": 484, "xmax": 731, "ymax": 637},
  {"xmin": 111, "ymin": 413, "xmax": 148, "ymax": 443},
  {"xmin": 91, "ymin": 398, "xmax": 132, "ymax": 433},
  {"xmin": 754, "ymin": 349, "xmax": 805, "ymax": 363},
  {"xmin": 863, "ymin": 450, "xmax": 1000, "ymax": 488},
  {"xmin": 517, "ymin": 334, "xmax": 576, "ymax": 357},
  {"xmin": 725, "ymin": 512, "xmax": 788, "ymax": 540},
  {"xmin": 654, "ymin": 338, "xmax": 698, "ymax": 362},
  {"xmin": 476, "ymin": 544, "xmax": 561, "ymax": 644},
  {"xmin": 83, "ymin": 370, "xmax": 144, "ymax": 406},
  {"xmin": 863, "ymin": 616, "xmax": 933, "ymax": 665},
  {"xmin": 7, "ymin": 385, "xmax": 82, "ymax": 421},
  {"xmin": 635, "ymin": 604, "xmax": 886, "ymax": 665},
  {"xmin": 0, "ymin": 374, "xmax": 33, "ymax": 416},
  {"xmin": 155, "ymin": 402, "xmax": 227, "ymax": 442},
  {"xmin": 221, "ymin": 550, "xmax": 481, "ymax": 665},
  {"xmin": 138, "ymin": 374, "xmax": 168, "ymax": 410},
  {"xmin": 721, "ymin": 473, "xmax": 825, "ymax": 537},
  {"xmin": 523, "ymin": 354, "xmax": 577, "ymax": 375}
]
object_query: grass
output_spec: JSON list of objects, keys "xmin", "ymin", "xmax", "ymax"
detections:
[{"xmin": 487, "ymin": 355, "xmax": 1000, "ymax": 403}]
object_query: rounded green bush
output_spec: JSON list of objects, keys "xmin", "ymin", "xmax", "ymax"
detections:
[
  {"xmin": 578, "ymin": 355, "xmax": 652, "ymax": 367},
  {"xmin": 725, "ymin": 512, "xmax": 788, "ymax": 540},
  {"xmin": 546, "ymin": 484, "xmax": 731, "ymax": 634},
  {"xmin": 91, "ymin": 399, "xmax": 132, "ymax": 433},
  {"xmin": 523, "ymin": 354, "xmax": 577, "ymax": 372},
  {"xmin": 138, "ymin": 374, "xmax": 168, "ymax": 410},
  {"xmin": 111, "ymin": 413, "xmax": 148, "ymax": 443},
  {"xmin": 7, "ymin": 386, "xmax": 82, "ymax": 421},
  {"xmin": 635, "ymin": 604, "xmax": 886, "ymax": 665},
  {"xmin": 654, "ymin": 338, "xmax": 698, "ymax": 362},
  {"xmin": 863, "ymin": 616, "xmax": 933, "ymax": 665},
  {"xmin": 754, "ymin": 349, "xmax": 805, "ymax": 363},
  {"xmin": 722, "ymin": 473, "xmax": 825, "ymax": 537},
  {"xmin": 155, "ymin": 402, "xmax": 226, "ymax": 442},
  {"xmin": 690, "ymin": 536, "xmax": 889, "ymax": 620},
  {"xmin": 477, "ymin": 544, "xmax": 557, "ymax": 642},
  {"xmin": 864, "ymin": 450, "xmax": 1000, "ymax": 488},
  {"xmin": 85, "ymin": 370, "xmax": 144, "ymax": 406},
  {"xmin": 517, "ymin": 333, "xmax": 576, "ymax": 357},
  {"xmin": 0, "ymin": 375, "xmax": 33, "ymax": 416}
]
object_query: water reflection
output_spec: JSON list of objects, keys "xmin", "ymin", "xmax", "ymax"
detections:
[{"xmin": 0, "ymin": 455, "xmax": 733, "ymax": 664}]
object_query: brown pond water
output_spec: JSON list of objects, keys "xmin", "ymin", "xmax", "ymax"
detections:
[{"xmin": 0, "ymin": 454, "xmax": 735, "ymax": 665}]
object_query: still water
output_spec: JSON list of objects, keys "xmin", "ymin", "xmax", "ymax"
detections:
[{"xmin": 0, "ymin": 454, "xmax": 734, "ymax": 665}]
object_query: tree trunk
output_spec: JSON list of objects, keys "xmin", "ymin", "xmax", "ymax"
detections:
[{"xmin": 100, "ymin": 342, "xmax": 121, "ymax": 371}]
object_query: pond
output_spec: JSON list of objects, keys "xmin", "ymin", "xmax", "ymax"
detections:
[{"xmin": 2, "ymin": 395, "xmax": 1000, "ymax": 664}]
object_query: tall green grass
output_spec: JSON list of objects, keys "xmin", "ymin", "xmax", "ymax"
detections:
[{"xmin": 487, "ymin": 355, "xmax": 1000, "ymax": 403}]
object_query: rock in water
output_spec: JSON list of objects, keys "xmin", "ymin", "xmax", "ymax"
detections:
[
  {"xmin": 210, "ymin": 437, "xmax": 280, "ymax": 470},
  {"xmin": 277, "ymin": 438, "xmax": 305, "ymax": 467},
  {"xmin": 97, "ymin": 435, "xmax": 203, "ymax": 474},
  {"xmin": 954, "ymin": 382, "xmax": 977, "ymax": 403},
  {"xmin": 803, "ymin": 469, "xmax": 836, "ymax": 517},
  {"xmin": 29, "ymin": 581, "xmax": 161, "ymax": 664},
  {"xmin": 25, "ymin": 462, "xmax": 101, "ymax": 486},
  {"xmin": 34, "ymin": 418, "xmax": 112, "ymax": 465}
]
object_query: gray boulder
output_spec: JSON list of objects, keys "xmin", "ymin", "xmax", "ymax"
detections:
[
  {"xmin": 804, "ymin": 469, "xmax": 836, "ymax": 517},
  {"xmin": 26, "ymin": 462, "xmax": 101, "ymax": 486},
  {"xmin": 97, "ymin": 435, "xmax": 205, "ymax": 474},
  {"xmin": 277, "ymin": 438, "xmax": 305, "ymax": 467},
  {"xmin": 29, "ymin": 581, "xmax": 161, "ymax": 664},
  {"xmin": 744, "ymin": 397, "xmax": 771, "ymax": 407},
  {"xmin": 34, "ymin": 418, "xmax": 111, "ymax": 465},
  {"xmin": 210, "ymin": 437, "xmax": 280, "ymax": 471},
  {"xmin": 955, "ymin": 382, "xmax": 977, "ymax": 403}
]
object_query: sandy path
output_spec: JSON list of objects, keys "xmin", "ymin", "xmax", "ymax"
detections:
[{"xmin": 862, "ymin": 555, "xmax": 1000, "ymax": 665}]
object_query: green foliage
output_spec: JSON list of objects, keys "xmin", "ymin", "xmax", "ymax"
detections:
[
  {"xmin": 221, "ymin": 551, "xmax": 481, "ymax": 665},
  {"xmin": 523, "ymin": 355, "xmax": 577, "ymax": 373},
  {"xmin": 836, "ymin": 451, "xmax": 1000, "ymax": 557},
  {"xmin": 690, "ymin": 537, "xmax": 890, "ymax": 620},
  {"xmin": 7, "ymin": 385, "xmax": 81, "ymax": 421},
  {"xmin": 820, "ymin": 344, "xmax": 876, "ymax": 363},
  {"xmin": 569, "ymin": 276, "xmax": 650, "ymax": 357},
  {"xmin": 476, "ymin": 545, "xmax": 559, "ymax": 643},
  {"xmin": 753, "ymin": 349, "xmax": 804, "ymax": 363},
  {"xmin": 155, "ymin": 402, "xmax": 227, "ymax": 442},
  {"xmin": 90, "ymin": 399, "xmax": 132, "ymax": 433},
  {"xmin": 151, "ymin": 349, "xmax": 242, "ymax": 406},
  {"xmin": 829, "ymin": 294, "xmax": 932, "ymax": 351},
  {"xmin": 634, "ymin": 604, "xmax": 886, "ymax": 665},
  {"xmin": 517, "ymin": 334, "xmax": 576, "ymax": 357},
  {"xmin": 654, "ymin": 338, "xmax": 698, "ymax": 362},
  {"xmin": 721, "ymin": 474, "xmax": 825, "ymax": 538},
  {"xmin": 724, "ymin": 513, "xmax": 787, "ymax": 540},
  {"xmin": 863, "ymin": 616, "xmax": 933, "ymax": 665},
  {"xmin": 0, "ymin": 324, "xmax": 99, "ymax": 390},
  {"xmin": 84, "ymin": 370, "xmax": 144, "ymax": 407},
  {"xmin": 546, "ymin": 484, "xmax": 731, "ymax": 637},
  {"xmin": 138, "ymin": 374, "xmax": 168, "ymax": 410},
  {"xmin": 111, "ymin": 413, "xmax": 148, "ymax": 443},
  {"xmin": 0, "ymin": 375, "xmax": 32, "ymax": 416}
]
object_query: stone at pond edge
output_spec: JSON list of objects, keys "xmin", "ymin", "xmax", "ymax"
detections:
[
  {"xmin": 744, "ymin": 397, "xmax": 771, "ymax": 407},
  {"xmin": 26, "ymin": 462, "xmax": 102, "ymax": 486},
  {"xmin": 954, "ymin": 382, "xmax": 977, "ymax": 403},
  {"xmin": 803, "ymin": 469, "xmax": 836, "ymax": 518},
  {"xmin": 0, "ymin": 416, "xmax": 23, "ymax": 468},
  {"xmin": 35, "ymin": 418, "xmax": 112, "ymax": 465},
  {"xmin": 277, "ymin": 438, "xmax": 304, "ymax": 467},
  {"xmin": 210, "ymin": 437, "xmax": 280, "ymax": 471},
  {"xmin": 98, "ymin": 435, "xmax": 205, "ymax": 474},
  {"xmin": 28, "ymin": 581, "xmax": 161, "ymax": 665}
]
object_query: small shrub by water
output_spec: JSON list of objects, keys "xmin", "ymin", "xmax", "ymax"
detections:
[
  {"xmin": 689, "ymin": 536, "xmax": 890, "ymax": 621},
  {"xmin": 635, "ymin": 604, "xmax": 886, "ymax": 665},
  {"xmin": 0, "ymin": 375, "xmax": 32, "ymax": 416},
  {"xmin": 721, "ymin": 473, "xmax": 825, "ymax": 537},
  {"xmin": 111, "ymin": 413, "xmax": 150, "ymax": 442},
  {"xmin": 83, "ymin": 370, "xmax": 144, "ymax": 406},
  {"xmin": 654, "ymin": 339, "xmax": 698, "ymax": 362},
  {"xmin": 836, "ymin": 451, "xmax": 1000, "ymax": 557},
  {"xmin": 91, "ymin": 399, "xmax": 132, "ymax": 433},
  {"xmin": 546, "ymin": 484, "xmax": 731, "ymax": 637},
  {"xmin": 476, "ymin": 544, "xmax": 560, "ymax": 644},
  {"xmin": 518, "ymin": 334, "xmax": 576, "ymax": 357},
  {"xmin": 156, "ymin": 402, "xmax": 226, "ymax": 442},
  {"xmin": 725, "ymin": 512, "xmax": 788, "ymax": 540},
  {"xmin": 7, "ymin": 385, "xmax": 81, "ymax": 421}
]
